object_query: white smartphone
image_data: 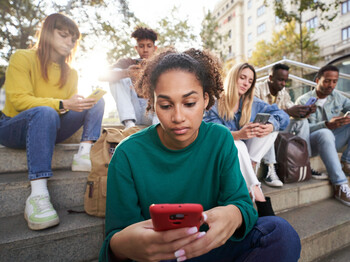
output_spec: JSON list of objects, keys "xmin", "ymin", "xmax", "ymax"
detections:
[{"xmin": 344, "ymin": 111, "xmax": 350, "ymax": 117}]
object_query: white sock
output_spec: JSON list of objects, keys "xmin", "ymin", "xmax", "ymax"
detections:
[
  {"xmin": 124, "ymin": 120, "xmax": 135, "ymax": 129},
  {"xmin": 77, "ymin": 142, "xmax": 92, "ymax": 156},
  {"xmin": 30, "ymin": 179, "xmax": 49, "ymax": 197}
]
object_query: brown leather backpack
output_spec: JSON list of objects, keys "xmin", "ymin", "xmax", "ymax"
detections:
[
  {"xmin": 274, "ymin": 133, "xmax": 311, "ymax": 183},
  {"xmin": 84, "ymin": 126, "xmax": 140, "ymax": 217}
]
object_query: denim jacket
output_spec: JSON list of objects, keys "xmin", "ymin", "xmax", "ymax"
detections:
[
  {"xmin": 203, "ymin": 96, "xmax": 290, "ymax": 132},
  {"xmin": 295, "ymin": 89, "xmax": 350, "ymax": 133}
]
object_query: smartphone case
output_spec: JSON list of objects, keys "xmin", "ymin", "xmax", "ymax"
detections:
[
  {"xmin": 87, "ymin": 88, "xmax": 107, "ymax": 101},
  {"xmin": 149, "ymin": 203, "xmax": 203, "ymax": 231}
]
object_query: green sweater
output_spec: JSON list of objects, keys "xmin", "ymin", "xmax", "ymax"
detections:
[{"xmin": 100, "ymin": 121, "xmax": 258, "ymax": 261}]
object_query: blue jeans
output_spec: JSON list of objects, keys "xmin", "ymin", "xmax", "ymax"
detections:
[
  {"xmin": 162, "ymin": 216, "xmax": 301, "ymax": 262},
  {"xmin": 310, "ymin": 124, "xmax": 350, "ymax": 185},
  {"xmin": 0, "ymin": 99, "xmax": 104, "ymax": 180}
]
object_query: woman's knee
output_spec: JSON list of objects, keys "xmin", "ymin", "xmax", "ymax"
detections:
[
  {"xmin": 31, "ymin": 106, "xmax": 59, "ymax": 125},
  {"xmin": 256, "ymin": 216, "xmax": 301, "ymax": 259},
  {"xmin": 93, "ymin": 98, "xmax": 105, "ymax": 113}
]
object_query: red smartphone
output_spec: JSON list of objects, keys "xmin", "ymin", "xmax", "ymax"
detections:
[{"xmin": 149, "ymin": 203, "xmax": 203, "ymax": 231}]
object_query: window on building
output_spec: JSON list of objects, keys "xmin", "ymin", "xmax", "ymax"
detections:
[
  {"xmin": 257, "ymin": 23, "xmax": 266, "ymax": 35},
  {"xmin": 306, "ymin": 16, "xmax": 318, "ymax": 30},
  {"xmin": 342, "ymin": 26, "xmax": 350, "ymax": 41},
  {"xmin": 248, "ymin": 33, "xmax": 253, "ymax": 42},
  {"xmin": 228, "ymin": 46, "xmax": 232, "ymax": 56},
  {"xmin": 248, "ymin": 16, "xmax": 252, "ymax": 25},
  {"xmin": 228, "ymin": 15, "xmax": 232, "ymax": 22},
  {"xmin": 217, "ymin": 12, "xmax": 220, "ymax": 17},
  {"xmin": 248, "ymin": 0, "xmax": 252, "ymax": 9},
  {"xmin": 257, "ymin": 5, "xmax": 265, "ymax": 17},
  {"xmin": 228, "ymin": 30, "xmax": 232, "ymax": 38},
  {"xmin": 342, "ymin": 0, "xmax": 350, "ymax": 14},
  {"xmin": 226, "ymin": 4, "xmax": 229, "ymax": 9},
  {"xmin": 231, "ymin": 0, "xmax": 234, "ymax": 3}
]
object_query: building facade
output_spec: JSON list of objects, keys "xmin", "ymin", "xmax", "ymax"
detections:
[{"xmin": 212, "ymin": 0, "xmax": 350, "ymax": 65}]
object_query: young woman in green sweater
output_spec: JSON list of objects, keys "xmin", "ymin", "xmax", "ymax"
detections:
[{"xmin": 100, "ymin": 48, "xmax": 300, "ymax": 262}]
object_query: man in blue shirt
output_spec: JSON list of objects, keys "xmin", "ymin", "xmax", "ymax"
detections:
[{"xmin": 296, "ymin": 65, "xmax": 350, "ymax": 206}]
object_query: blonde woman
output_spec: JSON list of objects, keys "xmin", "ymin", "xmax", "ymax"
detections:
[{"xmin": 204, "ymin": 63, "xmax": 290, "ymax": 216}]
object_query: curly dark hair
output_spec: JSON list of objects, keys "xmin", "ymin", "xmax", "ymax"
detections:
[
  {"xmin": 131, "ymin": 27, "xmax": 158, "ymax": 43},
  {"xmin": 316, "ymin": 64, "xmax": 339, "ymax": 79},
  {"xmin": 135, "ymin": 48, "xmax": 223, "ymax": 112}
]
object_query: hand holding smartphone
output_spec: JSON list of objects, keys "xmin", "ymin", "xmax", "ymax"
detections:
[
  {"xmin": 305, "ymin": 97, "xmax": 317, "ymax": 106},
  {"xmin": 149, "ymin": 203, "xmax": 203, "ymax": 231},
  {"xmin": 253, "ymin": 113, "xmax": 270, "ymax": 124},
  {"xmin": 87, "ymin": 88, "xmax": 107, "ymax": 101}
]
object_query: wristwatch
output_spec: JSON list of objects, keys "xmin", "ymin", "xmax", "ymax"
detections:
[{"xmin": 59, "ymin": 100, "xmax": 68, "ymax": 114}]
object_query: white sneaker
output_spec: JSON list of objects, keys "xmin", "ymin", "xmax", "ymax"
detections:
[
  {"xmin": 311, "ymin": 169, "xmax": 328, "ymax": 180},
  {"xmin": 24, "ymin": 194, "xmax": 59, "ymax": 230},
  {"xmin": 124, "ymin": 120, "xmax": 135, "ymax": 129},
  {"xmin": 72, "ymin": 153, "xmax": 91, "ymax": 172},
  {"xmin": 264, "ymin": 164, "xmax": 283, "ymax": 187}
]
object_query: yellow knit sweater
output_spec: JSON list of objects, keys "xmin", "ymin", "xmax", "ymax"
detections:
[{"xmin": 3, "ymin": 49, "xmax": 78, "ymax": 117}]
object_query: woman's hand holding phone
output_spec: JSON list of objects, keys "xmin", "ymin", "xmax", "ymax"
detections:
[
  {"xmin": 62, "ymin": 94, "xmax": 96, "ymax": 112},
  {"xmin": 109, "ymin": 218, "xmax": 205, "ymax": 262},
  {"xmin": 176, "ymin": 205, "xmax": 243, "ymax": 260}
]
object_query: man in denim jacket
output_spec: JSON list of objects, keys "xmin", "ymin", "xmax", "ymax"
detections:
[
  {"xmin": 255, "ymin": 64, "xmax": 322, "ymax": 188},
  {"xmin": 296, "ymin": 65, "xmax": 350, "ymax": 206}
]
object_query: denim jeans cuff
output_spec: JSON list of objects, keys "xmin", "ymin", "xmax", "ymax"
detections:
[
  {"xmin": 28, "ymin": 171, "xmax": 53, "ymax": 180},
  {"xmin": 81, "ymin": 136, "xmax": 100, "ymax": 142}
]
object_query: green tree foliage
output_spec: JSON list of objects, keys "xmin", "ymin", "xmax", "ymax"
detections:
[
  {"xmin": 264, "ymin": 0, "xmax": 341, "ymax": 62},
  {"xmin": 0, "ymin": 1, "xmax": 198, "ymax": 66},
  {"xmin": 154, "ymin": 6, "xmax": 196, "ymax": 50},
  {"xmin": 0, "ymin": 0, "xmax": 47, "ymax": 62},
  {"xmin": 200, "ymin": 10, "xmax": 221, "ymax": 51},
  {"xmin": 249, "ymin": 21, "xmax": 320, "ymax": 68},
  {"xmin": 0, "ymin": 0, "xmax": 132, "ymax": 64},
  {"xmin": 266, "ymin": 0, "xmax": 341, "ymax": 28}
]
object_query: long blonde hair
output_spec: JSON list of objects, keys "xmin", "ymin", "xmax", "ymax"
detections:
[
  {"xmin": 33, "ymin": 13, "xmax": 81, "ymax": 88},
  {"xmin": 218, "ymin": 63, "xmax": 256, "ymax": 127}
]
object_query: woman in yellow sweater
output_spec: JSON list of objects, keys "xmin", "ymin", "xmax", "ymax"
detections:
[{"xmin": 0, "ymin": 13, "xmax": 104, "ymax": 230}]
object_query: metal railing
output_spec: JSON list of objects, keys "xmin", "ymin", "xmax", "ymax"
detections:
[
  {"xmin": 256, "ymin": 58, "xmax": 350, "ymax": 83},
  {"xmin": 255, "ymin": 58, "xmax": 350, "ymax": 97}
]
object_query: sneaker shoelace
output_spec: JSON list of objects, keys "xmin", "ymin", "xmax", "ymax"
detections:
[
  {"xmin": 311, "ymin": 169, "xmax": 321, "ymax": 176},
  {"xmin": 33, "ymin": 195, "xmax": 53, "ymax": 213},
  {"xmin": 341, "ymin": 184, "xmax": 350, "ymax": 198}
]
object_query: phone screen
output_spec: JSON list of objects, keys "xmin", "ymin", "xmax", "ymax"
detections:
[{"xmin": 253, "ymin": 113, "xmax": 270, "ymax": 124}]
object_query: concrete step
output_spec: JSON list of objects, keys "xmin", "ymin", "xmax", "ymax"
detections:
[
  {"xmin": 261, "ymin": 178, "xmax": 334, "ymax": 213},
  {"xmin": 314, "ymin": 244, "xmax": 350, "ymax": 262},
  {"xmin": 0, "ymin": 207, "xmax": 104, "ymax": 262},
  {"xmin": 0, "ymin": 170, "xmax": 88, "ymax": 218},
  {"xmin": 0, "ymin": 144, "xmax": 79, "ymax": 174},
  {"xmin": 279, "ymin": 199, "xmax": 350, "ymax": 262}
]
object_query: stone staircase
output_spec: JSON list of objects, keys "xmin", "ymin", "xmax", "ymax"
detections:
[{"xmin": 0, "ymin": 134, "xmax": 350, "ymax": 261}]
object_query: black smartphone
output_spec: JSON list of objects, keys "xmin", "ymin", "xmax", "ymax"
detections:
[{"xmin": 253, "ymin": 113, "xmax": 270, "ymax": 124}]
